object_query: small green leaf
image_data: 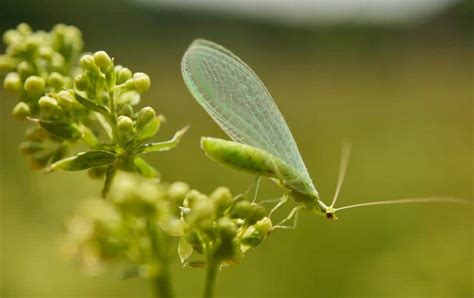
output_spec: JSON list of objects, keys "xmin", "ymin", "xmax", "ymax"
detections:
[
  {"xmin": 94, "ymin": 112, "xmax": 113, "ymax": 140},
  {"xmin": 47, "ymin": 150, "xmax": 116, "ymax": 172},
  {"xmin": 79, "ymin": 125, "xmax": 100, "ymax": 147},
  {"xmin": 30, "ymin": 118, "xmax": 80, "ymax": 140},
  {"xmin": 134, "ymin": 157, "xmax": 159, "ymax": 178},
  {"xmin": 137, "ymin": 115, "xmax": 163, "ymax": 140},
  {"xmin": 74, "ymin": 91, "xmax": 109, "ymax": 114},
  {"xmin": 139, "ymin": 126, "xmax": 189, "ymax": 154},
  {"xmin": 178, "ymin": 236, "xmax": 194, "ymax": 265},
  {"xmin": 116, "ymin": 90, "xmax": 140, "ymax": 106}
]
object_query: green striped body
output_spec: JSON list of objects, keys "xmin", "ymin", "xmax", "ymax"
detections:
[{"xmin": 201, "ymin": 137, "xmax": 321, "ymax": 209}]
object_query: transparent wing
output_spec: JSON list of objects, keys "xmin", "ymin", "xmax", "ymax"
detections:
[{"xmin": 182, "ymin": 39, "xmax": 315, "ymax": 191}]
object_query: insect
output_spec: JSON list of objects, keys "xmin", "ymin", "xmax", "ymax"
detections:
[{"xmin": 181, "ymin": 39, "xmax": 467, "ymax": 224}]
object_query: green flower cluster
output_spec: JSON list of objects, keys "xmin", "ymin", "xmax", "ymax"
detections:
[
  {"xmin": 1, "ymin": 23, "xmax": 82, "ymax": 117},
  {"xmin": 2, "ymin": 23, "xmax": 277, "ymax": 298},
  {"xmin": 61, "ymin": 173, "xmax": 272, "ymax": 278},
  {"xmin": 0, "ymin": 24, "xmax": 186, "ymax": 195},
  {"xmin": 180, "ymin": 188, "xmax": 272, "ymax": 268}
]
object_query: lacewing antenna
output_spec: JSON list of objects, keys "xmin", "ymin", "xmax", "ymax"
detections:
[
  {"xmin": 334, "ymin": 197, "xmax": 470, "ymax": 213},
  {"xmin": 329, "ymin": 142, "xmax": 351, "ymax": 209}
]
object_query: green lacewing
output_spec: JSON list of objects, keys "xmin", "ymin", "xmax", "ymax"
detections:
[{"xmin": 181, "ymin": 39, "xmax": 467, "ymax": 221}]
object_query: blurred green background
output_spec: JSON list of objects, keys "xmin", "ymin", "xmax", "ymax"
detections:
[{"xmin": 0, "ymin": 0, "xmax": 472, "ymax": 297}]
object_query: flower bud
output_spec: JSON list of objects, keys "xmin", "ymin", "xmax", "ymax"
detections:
[
  {"xmin": 119, "ymin": 104, "xmax": 134, "ymax": 117},
  {"xmin": 17, "ymin": 23, "xmax": 32, "ymax": 35},
  {"xmin": 93, "ymin": 51, "xmax": 112, "ymax": 72},
  {"xmin": 133, "ymin": 72, "xmax": 150, "ymax": 93},
  {"xmin": 215, "ymin": 218, "xmax": 240, "ymax": 261},
  {"xmin": 74, "ymin": 74, "xmax": 90, "ymax": 91},
  {"xmin": 24, "ymin": 36, "xmax": 41, "ymax": 52},
  {"xmin": 187, "ymin": 199, "xmax": 215, "ymax": 232},
  {"xmin": 80, "ymin": 54, "xmax": 96, "ymax": 71},
  {"xmin": 38, "ymin": 95, "xmax": 58, "ymax": 113},
  {"xmin": 3, "ymin": 29, "xmax": 21, "ymax": 45},
  {"xmin": 117, "ymin": 115, "xmax": 134, "ymax": 130},
  {"xmin": 0, "ymin": 55, "xmax": 17, "ymax": 71},
  {"xmin": 136, "ymin": 106, "xmax": 156, "ymax": 129},
  {"xmin": 47, "ymin": 72, "xmax": 65, "ymax": 89},
  {"xmin": 108, "ymin": 173, "xmax": 162, "ymax": 216},
  {"xmin": 168, "ymin": 181, "xmax": 190, "ymax": 204},
  {"xmin": 12, "ymin": 102, "xmax": 30, "ymax": 119},
  {"xmin": 24, "ymin": 76, "xmax": 45, "ymax": 96},
  {"xmin": 17, "ymin": 61, "xmax": 34, "ymax": 79},
  {"xmin": 184, "ymin": 190, "xmax": 207, "ymax": 209},
  {"xmin": 51, "ymin": 53, "xmax": 65, "ymax": 69},
  {"xmin": 57, "ymin": 90, "xmax": 76, "ymax": 108},
  {"xmin": 229, "ymin": 200, "xmax": 252, "ymax": 219},
  {"xmin": 210, "ymin": 187, "xmax": 233, "ymax": 215},
  {"xmin": 247, "ymin": 204, "xmax": 266, "ymax": 224},
  {"xmin": 3, "ymin": 72, "xmax": 22, "ymax": 92},
  {"xmin": 117, "ymin": 67, "xmax": 132, "ymax": 84},
  {"xmin": 117, "ymin": 115, "xmax": 135, "ymax": 143},
  {"xmin": 38, "ymin": 46, "xmax": 53, "ymax": 60},
  {"xmin": 217, "ymin": 217, "xmax": 238, "ymax": 240}
]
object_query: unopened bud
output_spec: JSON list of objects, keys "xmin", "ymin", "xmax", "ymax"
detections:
[
  {"xmin": 117, "ymin": 115, "xmax": 134, "ymax": 143},
  {"xmin": 133, "ymin": 72, "xmax": 150, "ymax": 93},
  {"xmin": 184, "ymin": 190, "xmax": 207, "ymax": 209},
  {"xmin": 167, "ymin": 181, "xmax": 190, "ymax": 205},
  {"xmin": 187, "ymin": 199, "xmax": 214, "ymax": 231},
  {"xmin": 210, "ymin": 187, "xmax": 233, "ymax": 214},
  {"xmin": 47, "ymin": 72, "xmax": 65, "ymax": 89},
  {"xmin": 38, "ymin": 46, "xmax": 53, "ymax": 60},
  {"xmin": 0, "ymin": 55, "xmax": 17, "ymax": 71},
  {"xmin": 57, "ymin": 90, "xmax": 76, "ymax": 109},
  {"xmin": 80, "ymin": 54, "xmax": 96, "ymax": 71},
  {"xmin": 119, "ymin": 104, "xmax": 134, "ymax": 117},
  {"xmin": 51, "ymin": 53, "xmax": 65, "ymax": 69},
  {"xmin": 17, "ymin": 61, "xmax": 34, "ymax": 79},
  {"xmin": 12, "ymin": 102, "xmax": 30, "ymax": 119},
  {"xmin": 217, "ymin": 217, "xmax": 238, "ymax": 240},
  {"xmin": 136, "ymin": 106, "xmax": 156, "ymax": 129},
  {"xmin": 117, "ymin": 67, "xmax": 132, "ymax": 84},
  {"xmin": 38, "ymin": 95, "xmax": 58, "ymax": 113},
  {"xmin": 17, "ymin": 23, "xmax": 32, "ymax": 35},
  {"xmin": 3, "ymin": 72, "xmax": 22, "ymax": 92},
  {"xmin": 93, "ymin": 51, "xmax": 112, "ymax": 72},
  {"xmin": 74, "ymin": 74, "xmax": 90, "ymax": 91},
  {"xmin": 3, "ymin": 29, "xmax": 21, "ymax": 45},
  {"xmin": 24, "ymin": 76, "xmax": 45, "ymax": 96},
  {"xmin": 247, "ymin": 204, "xmax": 266, "ymax": 224},
  {"xmin": 230, "ymin": 200, "xmax": 252, "ymax": 219}
]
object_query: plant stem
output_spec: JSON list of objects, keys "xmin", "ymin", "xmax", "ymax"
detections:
[
  {"xmin": 108, "ymin": 89, "xmax": 119, "ymax": 141},
  {"xmin": 101, "ymin": 166, "xmax": 116, "ymax": 198},
  {"xmin": 152, "ymin": 266, "xmax": 174, "ymax": 298},
  {"xmin": 203, "ymin": 260, "xmax": 219, "ymax": 298},
  {"xmin": 147, "ymin": 219, "xmax": 175, "ymax": 298}
]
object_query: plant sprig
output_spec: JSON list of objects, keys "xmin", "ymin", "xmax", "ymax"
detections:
[
  {"xmin": 1, "ymin": 23, "xmax": 187, "ymax": 197},
  {"xmin": 1, "ymin": 23, "xmax": 276, "ymax": 298}
]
